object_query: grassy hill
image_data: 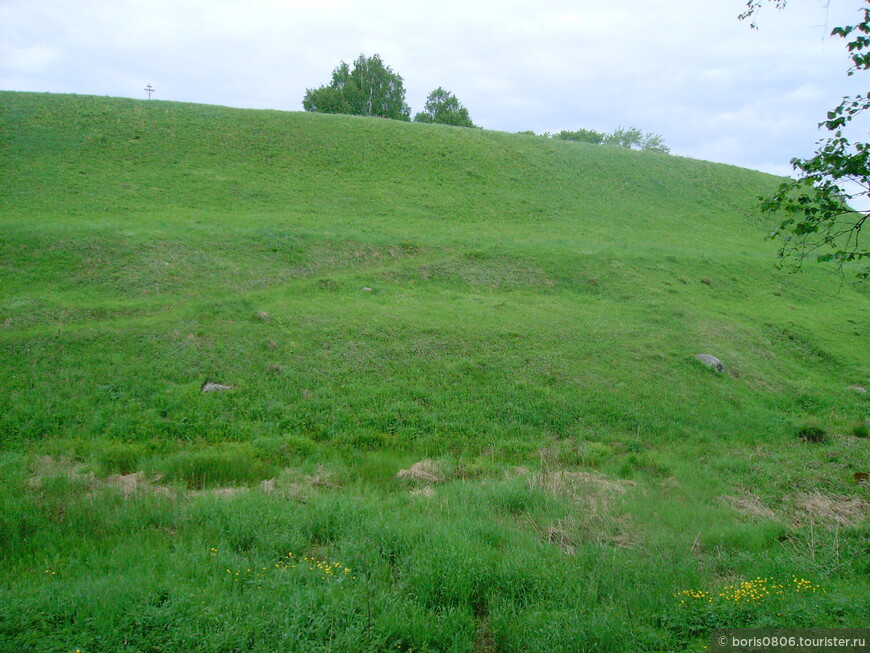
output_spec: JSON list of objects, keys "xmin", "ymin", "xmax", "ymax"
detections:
[{"xmin": 1, "ymin": 91, "xmax": 867, "ymax": 651}]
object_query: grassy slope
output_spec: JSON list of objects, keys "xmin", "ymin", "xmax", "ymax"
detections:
[{"xmin": 0, "ymin": 91, "xmax": 868, "ymax": 652}]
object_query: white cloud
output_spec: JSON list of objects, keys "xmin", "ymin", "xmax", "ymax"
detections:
[{"xmin": 0, "ymin": 43, "xmax": 59, "ymax": 75}]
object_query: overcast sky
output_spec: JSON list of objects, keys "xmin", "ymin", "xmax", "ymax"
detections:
[{"xmin": 2, "ymin": 0, "xmax": 867, "ymax": 177}]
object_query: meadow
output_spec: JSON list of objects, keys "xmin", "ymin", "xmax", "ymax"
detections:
[{"xmin": 0, "ymin": 91, "xmax": 868, "ymax": 651}]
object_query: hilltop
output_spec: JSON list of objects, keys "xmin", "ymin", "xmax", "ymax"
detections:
[{"xmin": 0, "ymin": 91, "xmax": 867, "ymax": 651}]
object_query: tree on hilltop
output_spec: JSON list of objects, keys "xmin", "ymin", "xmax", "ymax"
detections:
[
  {"xmin": 740, "ymin": 1, "xmax": 870, "ymax": 278},
  {"xmin": 604, "ymin": 127, "xmax": 670, "ymax": 153},
  {"xmin": 638, "ymin": 132, "xmax": 670, "ymax": 153},
  {"xmin": 303, "ymin": 54, "xmax": 411, "ymax": 121},
  {"xmin": 604, "ymin": 126, "xmax": 643, "ymax": 149},
  {"xmin": 550, "ymin": 126, "xmax": 669, "ymax": 152},
  {"xmin": 414, "ymin": 87, "xmax": 476, "ymax": 127}
]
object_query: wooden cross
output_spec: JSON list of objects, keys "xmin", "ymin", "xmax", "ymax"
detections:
[{"xmin": 144, "ymin": 83, "xmax": 155, "ymax": 99}]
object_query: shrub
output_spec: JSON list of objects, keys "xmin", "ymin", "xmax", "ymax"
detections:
[
  {"xmin": 553, "ymin": 129, "xmax": 605, "ymax": 144},
  {"xmin": 797, "ymin": 425, "xmax": 828, "ymax": 443}
]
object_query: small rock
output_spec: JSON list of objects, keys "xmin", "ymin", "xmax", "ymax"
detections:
[
  {"xmin": 201, "ymin": 381, "xmax": 235, "ymax": 393},
  {"xmin": 256, "ymin": 311, "xmax": 270, "ymax": 321},
  {"xmin": 267, "ymin": 363, "xmax": 284, "ymax": 374},
  {"xmin": 267, "ymin": 340, "xmax": 277, "ymax": 349},
  {"xmin": 701, "ymin": 278, "xmax": 712, "ymax": 286},
  {"xmin": 848, "ymin": 385, "xmax": 867, "ymax": 394},
  {"xmin": 695, "ymin": 354, "xmax": 724, "ymax": 373},
  {"xmin": 362, "ymin": 287, "xmax": 373, "ymax": 292}
]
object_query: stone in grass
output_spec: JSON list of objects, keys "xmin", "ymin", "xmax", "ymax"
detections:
[
  {"xmin": 695, "ymin": 354, "xmax": 725, "ymax": 373},
  {"xmin": 848, "ymin": 385, "xmax": 867, "ymax": 394},
  {"xmin": 201, "ymin": 380, "xmax": 235, "ymax": 393}
]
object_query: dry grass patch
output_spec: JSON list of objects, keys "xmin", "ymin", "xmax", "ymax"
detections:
[
  {"xmin": 533, "ymin": 469, "xmax": 634, "ymax": 508},
  {"xmin": 194, "ymin": 486, "xmax": 248, "ymax": 498},
  {"xmin": 793, "ymin": 491, "xmax": 868, "ymax": 528},
  {"xmin": 721, "ymin": 492, "xmax": 778, "ymax": 521},
  {"xmin": 305, "ymin": 464, "xmax": 337, "ymax": 489},
  {"xmin": 28, "ymin": 459, "xmax": 174, "ymax": 499},
  {"xmin": 528, "ymin": 469, "xmax": 640, "ymax": 550},
  {"xmin": 105, "ymin": 472, "xmax": 173, "ymax": 498},
  {"xmin": 28, "ymin": 455, "xmax": 83, "ymax": 482},
  {"xmin": 397, "ymin": 460, "xmax": 441, "ymax": 484}
]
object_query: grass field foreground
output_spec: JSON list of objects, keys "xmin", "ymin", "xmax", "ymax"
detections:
[{"xmin": 0, "ymin": 91, "xmax": 868, "ymax": 651}]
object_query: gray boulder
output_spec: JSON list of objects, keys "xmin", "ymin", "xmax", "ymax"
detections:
[{"xmin": 695, "ymin": 354, "xmax": 725, "ymax": 373}]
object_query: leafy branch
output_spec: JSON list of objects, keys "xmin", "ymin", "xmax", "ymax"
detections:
[{"xmin": 741, "ymin": 2, "xmax": 870, "ymax": 279}]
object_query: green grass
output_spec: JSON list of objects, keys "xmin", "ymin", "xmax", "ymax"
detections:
[{"xmin": 1, "ymin": 91, "xmax": 868, "ymax": 651}]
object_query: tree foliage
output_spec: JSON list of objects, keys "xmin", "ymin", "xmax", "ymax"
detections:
[
  {"xmin": 414, "ymin": 87, "xmax": 476, "ymax": 127},
  {"xmin": 553, "ymin": 129, "xmax": 605, "ymax": 144},
  {"xmin": 303, "ymin": 54, "xmax": 411, "ymax": 121},
  {"xmin": 603, "ymin": 126, "xmax": 643, "ymax": 149},
  {"xmin": 550, "ymin": 126, "xmax": 669, "ymax": 152},
  {"xmin": 741, "ymin": 2, "xmax": 870, "ymax": 278},
  {"xmin": 639, "ymin": 132, "xmax": 670, "ymax": 154},
  {"xmin": 604, "ymin": 127, "xmax": 671, "ymax": 153}
]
